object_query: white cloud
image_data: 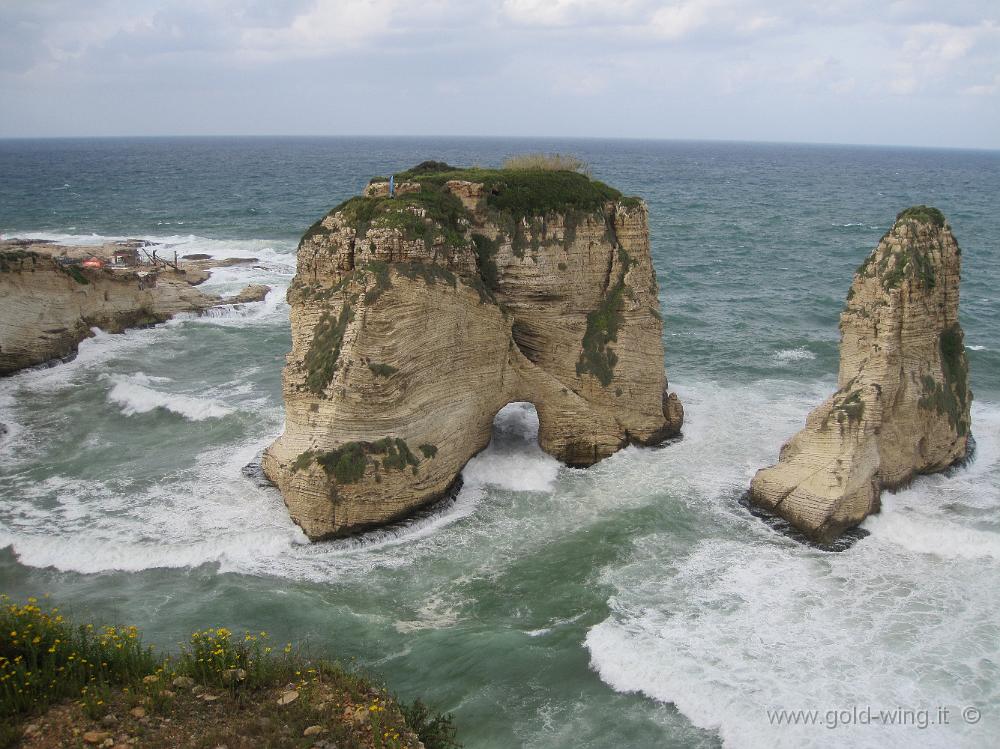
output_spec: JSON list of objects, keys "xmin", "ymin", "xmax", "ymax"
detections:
[
  {"xmin": 649, "ymin": 1, "xmax": 713, "ymax": 40},
  {"xmin": 500, "ymin": 0, "xmax": 637, "ymax": 27},
  {"xmin": 902, "ymin": 22, "xmax": 979, "ymax": 63},
  {"xmin": 238, "ymin": 0, "xmax": 400, "ymax": 59},
  {"xmin": 0, "ymin": 0, "xmax": 997, "ymax": 146}
]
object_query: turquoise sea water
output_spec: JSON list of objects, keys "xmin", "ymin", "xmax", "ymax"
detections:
[{"xmin": 1, "ymin": 138, "xmax": 998, "ymax": 748}]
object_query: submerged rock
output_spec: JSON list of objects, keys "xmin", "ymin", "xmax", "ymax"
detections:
[
  {"xmin": 264, "ymin": 163, "xmax": 683, "ymax": 539},
  {"xmin": 227, "ymin": 284, "xmax": 271, "ymax": 305},
  {"xmin": 750, "ymin": 206, "xmax": 972, "ymax": 542}
]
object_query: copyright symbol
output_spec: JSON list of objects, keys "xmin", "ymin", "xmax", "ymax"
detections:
[{"xmin": 962, "ymin": 706, "xmax": 981, "ymax": 724}]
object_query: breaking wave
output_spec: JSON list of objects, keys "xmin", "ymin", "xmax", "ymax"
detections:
[{"xmin": 105, "ymin": 373, "xmax": 234, "ymax": 421}]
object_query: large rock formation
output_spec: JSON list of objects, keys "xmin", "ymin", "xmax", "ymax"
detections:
[
  {"xmin": 263, "ymin": 163, "xmax": 683, "ymax": 539},
  {"xmin": 0, "ymin": 241, "xmax": 266, "ymax": 375},
  {"xmin": 750, "ymin": 206, "xmax": 972, "ymax": 542}
]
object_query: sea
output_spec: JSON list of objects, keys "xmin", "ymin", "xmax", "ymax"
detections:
[{"xmin": 1, "ymin": 137, "xmax": 998, "ymax": 748}]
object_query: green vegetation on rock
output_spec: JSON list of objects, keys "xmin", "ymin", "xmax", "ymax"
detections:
[
  {"xmin": 896, "ymin": 205, "xmax": 946, "ymax": 228},
  {"xmin": 304, "ymin": 303, "xmax": 354, "ymax": 395},
  {"xmin": 65, "ymin": 265, "xmax": 90, "ymax": 285},
  {"xmin": 396, "ymin": 260, "xmax": 457, "ymax": 289},
  {"xmin": 298, "ymin": 161, "xmax": 642, "ymax": 304},
  {"xmin": 576, "ymin": 250, "xmax": 632, "ymax": 387},
  {"xmin": 418, "ymin": 443, "xmax": 438, "ymax": 459},
  {"xmin": 375, "ymin": 437, "xmax": 420, "ymax": 472},
  {"xmin": 880, "ymin": 244, "xmax": 937, "ymax": 290},
  {"xmin": 835, "ymin": 390, "xmax": 865, "ymax": 424},
  {"xmin": 360, "ymin": 260, "xmax": 392, "ymax": 305},
  {"xmin": 471, "ymin": 233, "xmax": 499, "ymax": 291},
  {"xmin": 298, "ymin": 437, "xmax": 423, "ymax": 485},
  {"xmin": 0, "ymin": 596, "xmax": 460, "ymax": 749},
  {"xmin": 394, "ymin": 163, "xmax": 638, "ymax": 217},
  {"xmin": 919, "ymin": 324, "xmax": 971, "ymax": 435},
  {"xmin": 0, "ymin": 249, "xmax": 42, "ymax": 273},
  {"xmin": 368, "ymin": 362, "xmax": 399, "ymax": 378},
  {"xmin": 315, "ymin": 442, "xmax": 369, "ymax": 484}
]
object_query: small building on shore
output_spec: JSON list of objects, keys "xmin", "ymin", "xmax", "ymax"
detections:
[{"xmin": 112, "ymin": 247, "xmax": 140, "ymax": 267}]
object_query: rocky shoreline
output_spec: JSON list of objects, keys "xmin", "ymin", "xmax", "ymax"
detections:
[{"xmin": 0, "ymin": 239, "xmax": 270, "ymax": 376}]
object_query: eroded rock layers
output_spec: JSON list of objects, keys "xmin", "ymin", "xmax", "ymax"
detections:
[
  {"xmin": 0, "ymin": 248, "xmax": 217, "ymax": 375},
  {"xmin": 263, "ymin": 163, "xmax": 683, "ymax": 539},
  {"xmin": 750, "ymin": 206, "xmax": 972, "ymax": 542}
]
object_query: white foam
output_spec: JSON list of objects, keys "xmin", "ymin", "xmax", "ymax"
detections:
[
  {"xmin": 0, "ymin": 437, "xmax": 308, "ymax": 574},
  {"xmin": 461, "ymin": 402, "xmax": 561, "ymax": 493},
  {"xmin": 585, "ymin": 390, "xmax": 1000, "ymax": 749},
  {"xmin": 105, "ymin": 372, "xmax": 234, "ymax": 420},
  {"xmin": 966, "ymin": 345, "xmax": 986, "ymax": 351},
  {"xmin": 774, "ymin": 347, "xmax": 817, "ymax": 365}
]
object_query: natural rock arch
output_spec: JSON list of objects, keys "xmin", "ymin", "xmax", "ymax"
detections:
[{"xmin": 263, "ymin": 164, "xmax": 683, "ymax": 540}]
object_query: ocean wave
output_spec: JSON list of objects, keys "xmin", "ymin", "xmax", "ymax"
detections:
[
  {"xmin": 3, "ymin": 370, "xmax": 999, "ymax": 747},
  {"xmin": 773, "ymin": 347, "xmax": 817, "ymax": 365},
  {"xmin": 830, "ymin": 222, "xmax": 883, "ymax": 230},
  {"xmin": 105, "ymin": 372, "xmax": 234, "ymax": 420},
  {"xmin": 584, "ymin": 393, "xmax": 1000, "ymax": 749},
  {"xmin": 461, "ymin": 402, "xmax": 561, "ymax": 493},
  {"xmin": 0, "ymin": 438, "xmax": 307, "ymax": 573},
  {"xmin": 967, "ymin": 345, "xmax": 986, "ymax": 351}
]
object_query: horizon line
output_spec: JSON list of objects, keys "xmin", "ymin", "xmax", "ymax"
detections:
[{"xmin": 0, "ymin": 133, "xmax": 997, "ymax": 153}]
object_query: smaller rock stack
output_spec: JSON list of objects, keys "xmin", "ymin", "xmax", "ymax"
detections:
[{"xmin": 750, "ymin": 206, "xmax": 972, "ymax": 542}]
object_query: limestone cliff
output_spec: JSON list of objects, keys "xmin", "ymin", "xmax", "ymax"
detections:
[
  {"xmin": 750, "ymin": 206, "xmax": 972, "ymax": 542},
  {"xmin": 0, "ymin": 242, "xmax": 257, "ymax": 375},
  {"xmin": 263, "ymin": 163, "xmax": 682, "ymax": 539}
]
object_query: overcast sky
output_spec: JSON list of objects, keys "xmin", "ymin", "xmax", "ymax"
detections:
[{"xmin": 1, "ymin": 0, "xmax": 998, "ymax": 148}]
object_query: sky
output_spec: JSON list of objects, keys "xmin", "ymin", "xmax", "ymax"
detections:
[{"xmin": 0, "ymin": 0, "xmax": 998, "ymax": 148}]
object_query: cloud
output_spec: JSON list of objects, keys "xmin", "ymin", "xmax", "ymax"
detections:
[
  {"xmin": 963, "ymin": 73, "xmax": 1000, "ymax": 96},
  {"xmin": 500, "ymin": 0, "xmax": 639, "ymax": 28},
  {"xmin": 238, "ymin": 0, "xmax": 400, "ymax": 60},
  {"xmin": 649, "ymin": 1, "xmax": 713, "ymax": 40},
  {"xmin": 0, "ymin": 0, "xmax": 997, "ymax": 146}
]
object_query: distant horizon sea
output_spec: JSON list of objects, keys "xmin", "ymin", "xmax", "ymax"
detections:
[{"xmin": 1, "ymin": 136, "xmax": 999, "ymax": 748}]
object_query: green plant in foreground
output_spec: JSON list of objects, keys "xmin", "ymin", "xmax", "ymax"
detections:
[
  {"xmin": 0, "ymin": 595, "xmax": 158, "ymax": 723},
  {"xmin": 1, "ymin": 596, "xmax": 461, "ymax": 748},
  {"xmin": 400, "ymin": 698, "xmax": 462, "ymax": 749}
]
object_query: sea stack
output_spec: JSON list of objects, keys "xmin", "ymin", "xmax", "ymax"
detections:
[
  {"xmin": 750, "ymin": 206, "xmax": 972, "ymax": 542},
  {"xmin": 263, "ymin": 162, "xmax": 683, "ymax": 540}
]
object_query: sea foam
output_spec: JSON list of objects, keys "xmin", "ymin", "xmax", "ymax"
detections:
[{"xmin": 105, "ymin": 373, "xmax": 233, "ymax": 421}]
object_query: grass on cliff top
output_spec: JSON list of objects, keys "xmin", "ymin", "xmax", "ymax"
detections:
[
  {"xmin": 392, "ymin": 160, "xmax": 641, "ymax": 216},
  {"xmin": 0, "ymin": 595, "xmax": 460, "ymax": 749},
  {"xmin": 300, "ymin": 160, "xmax": 640, "ymax": 259},
  {"xmin": 302, "ymin": 187, "xmax": 470, "ymax": 251},
  {"xmin": 896, "ymin": 205, "xmax": 946, "ymax": 228},
  {"xmin": 500, "ymin": 153, "xmax": 590, "ymax": 173}
]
